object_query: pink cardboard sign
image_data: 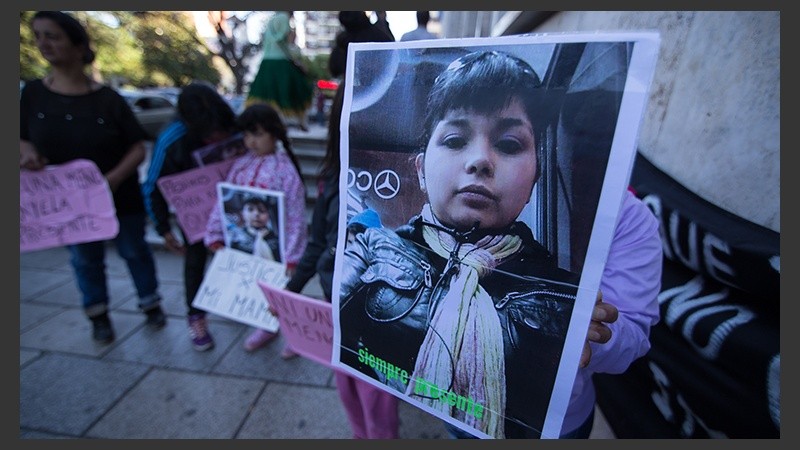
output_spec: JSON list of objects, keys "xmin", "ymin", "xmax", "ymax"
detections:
[
  {"xmin": 156, "ymin": 159, "xmax": 235, "ymax": 244},
  {"xmin": 257, "ymin": 281, "xmax": 334, "ymax": 367},
  {"xmin": 20, "ymin": 159, "xmax": 118, "ymax": 253}
]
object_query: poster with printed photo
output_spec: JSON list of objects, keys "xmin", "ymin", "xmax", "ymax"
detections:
[
  {"xmin": 330, "ymin": 32, "xmax": 660, "ymax": 438},
  {"xmin": 216, "ymin": 182, "xmax": 286, "ymax": 264}
]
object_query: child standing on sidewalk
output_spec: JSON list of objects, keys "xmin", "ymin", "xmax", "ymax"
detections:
[
  {"xmin": 204, "ymin": 103, "xmax": 308, "ymax": 355},
  {"xmin": 143, "ymin": 82, "xmax": 239, "ymax": 352}
]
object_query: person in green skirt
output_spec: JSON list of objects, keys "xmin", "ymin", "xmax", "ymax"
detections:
[{"xmin": 246, "ymin": 11, "xmax": 312, "ymax": 131}]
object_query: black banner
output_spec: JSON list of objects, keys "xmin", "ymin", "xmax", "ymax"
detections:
[{"xmin": 594, "ymin": 154, "xmax": 780, "ymax": 438}]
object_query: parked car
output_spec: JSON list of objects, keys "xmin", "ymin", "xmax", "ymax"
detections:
[{"xmin": 119, "ymin": 89, "xmax": 176, "ymax": 140}]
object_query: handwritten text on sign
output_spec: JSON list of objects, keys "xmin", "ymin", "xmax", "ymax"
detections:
[
  {"xmin": 156, "ymin": 159, "xmax": 235, "ymax": 244},
  {"xmin": 192, "ymin": 247, "xmax": 287, "ymax": 332},
  {"xmin": 20, "ymin": 159, "xmax": 118, "ymax": 253},
  {"xmin": 258, "ymin": 281, "xmax": 334, "ymax": 367}
]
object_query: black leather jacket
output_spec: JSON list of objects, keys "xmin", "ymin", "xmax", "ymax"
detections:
[{"xmin": 339, "ymin": 214, "xmax": 579, "ymax": 438}]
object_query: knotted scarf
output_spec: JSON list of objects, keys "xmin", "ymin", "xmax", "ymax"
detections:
[{"xmin": 405, "ymin": 204, "xmax": 522, "ymax": 438}]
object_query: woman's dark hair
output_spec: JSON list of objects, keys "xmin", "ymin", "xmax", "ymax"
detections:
[
  {"xmin": 32, "ymin": 11, "xmax": 95, "ymax": 65},
  {"xmin": 177, "ymin": 82, "xmax": 237, "ymax": 150},
  {"xmin": 237, "ymin": 103, "xmax": 305, "ymax": 186},
  {"xmin": 420, "ymin": 50, "xmax": 547, "ymax": 174}
]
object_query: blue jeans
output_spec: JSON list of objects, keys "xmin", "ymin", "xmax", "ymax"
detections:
[
  {"xmin": 444, "ymin": 409, "xmax": 595, "ymax": 439},
  {"xmin": 67, "ymin": 213, "xmax": 161, "ymax": 318}
]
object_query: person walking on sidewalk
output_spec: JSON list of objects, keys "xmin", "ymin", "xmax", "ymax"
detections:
[
  {"xmin": 142, "ymin": 82, "xmax": 239, "ymax": 351},
  {"xmin": 205, "ymin": 103, "xmax": 308, "ymax": 354},
  {"xmin": 20, "ymin": 11, "xmax": 166, "ymax": 343}
]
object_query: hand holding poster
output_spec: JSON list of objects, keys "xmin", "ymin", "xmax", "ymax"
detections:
[
  {"xmin": 257, "ymin": 282, "xmax": 334, "ymax": 367},
  {"xmin": 191, "ymin": 247, "xmax": 287, "ymax": 332},
  {"xmin": 332, "ymin": 33, "xmax": 660, "ymax": 438},
  {"xmin": 156, "ymin": 159, "xmax": 236, "ymax": 244},
  {"xmin": 20, "ymin": 159, "xmax": 118, "ymax": 253}
]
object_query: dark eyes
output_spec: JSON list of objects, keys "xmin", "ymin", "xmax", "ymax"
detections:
[
  {"xmin": 495, "ymin": 137, "xmax": 525, "ymax": 154},
  {"xmin": 440, "ymin": 134, "xmax": 526, "ymax": 155},
  {"xmin": 441, "ymin": 135, "xmax": 467, "ymax": 149}
]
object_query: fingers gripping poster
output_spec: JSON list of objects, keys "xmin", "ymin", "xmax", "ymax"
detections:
[{"xmin": 330, "ymin": 32, "xmax": 660, "ymax": 439}]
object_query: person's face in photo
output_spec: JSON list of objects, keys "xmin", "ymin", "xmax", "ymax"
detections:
[
  {"xmin": 243, "ymin": 126, "xmax": 277, "ymax": 156},
  {"xmin": 242, "ymin": 201, "xmax": 269, "ymax": 231},
  {"xmin": 416, "ymin": 98, "xmax": 538, "ymax": 231},
  {"xmin": 32, "ymin": 18, "xmax": 83, "ymax": 66}
]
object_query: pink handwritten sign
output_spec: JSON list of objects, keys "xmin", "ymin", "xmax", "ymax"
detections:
[
  {"xmin": 257, "ymin": 281, "xmax": 333, "ymax": 367},
  {"xmin": 156, "ymin": 159, "xmax": 235, "ymax": 244},
  {"xmin": 20, "ymin": 159, "xmax": 118, "ymax": 253}
]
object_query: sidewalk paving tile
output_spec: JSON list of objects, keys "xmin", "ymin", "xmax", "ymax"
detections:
[
  {"xmin": 86, "ymin": 369, "xmax": 264, "ymax": 439},
  {"xmin": 20, "ymin": 353, "xmax": 149, "ymax": 436},
  {"xmin": 20, "ymin": 309, "xmax": 144, "ymax": 358},
  {"xmin": 104, "ymin": 317, "xmax": 244, "ymax": 372}
]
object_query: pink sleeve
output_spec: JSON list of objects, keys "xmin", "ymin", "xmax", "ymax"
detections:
[
  {"xmin": 587, "ymin": 190, "xmax": 663, "ymax": 374},
  {"xmin": 282, "ymin": 163, "xmax": 309, "ymax": 265}
]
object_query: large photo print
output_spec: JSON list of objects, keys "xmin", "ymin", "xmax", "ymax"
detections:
[{"xmin": 331, "ymin": 33, "xmax": 659, "ymax": 439}]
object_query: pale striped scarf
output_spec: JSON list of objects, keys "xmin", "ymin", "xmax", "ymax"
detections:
[{"xmin": 406, "ymin": 204, "xmax": 521, "ymax": 438}]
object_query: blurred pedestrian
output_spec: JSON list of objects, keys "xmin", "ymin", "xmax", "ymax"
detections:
[
  {"xmin": 142, "ymin": 82, "xmax": 239, "ymax": 352},
  {"xmin": 329, "ymin": 11, "xmax": 394, "ymax": 79},
  {"xmin": 20, "ymin": 11, "xmax": 166, "ymax": 343},
  {"xmin": 400, "ymin": 11, "xmax": 439, "ymax": 41},
  {"xmin": 373, "ymin": 11, "xmax": 395, "ymax": 41},
  {"xmin": 247, "ymin": 11, "xmax": 313, "ymax": 131}
]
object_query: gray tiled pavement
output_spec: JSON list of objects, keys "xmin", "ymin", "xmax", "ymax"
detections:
[{"xmin": 19, "ymin": 243, "xmax": 451, "ymax": 439}]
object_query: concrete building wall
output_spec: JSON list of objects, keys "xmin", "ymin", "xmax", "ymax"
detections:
[
  {"xmin": 535, "ymin": 11, "xmax": 779, "ymax": 232},
  {"xmin": 443, "ymin": 11, "xmax": 780, "ymax": 232}
]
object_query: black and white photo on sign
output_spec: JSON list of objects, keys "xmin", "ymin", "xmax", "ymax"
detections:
[
  {"xmin": 331, "ymin": 33, "xmax": 659, "ymax": 439},
  {"xmin": 216, "ymin": 182, "xmax": 285, "ymax": 264}
]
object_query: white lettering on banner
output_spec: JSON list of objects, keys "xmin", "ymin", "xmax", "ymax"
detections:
[
  {"xmin": 642, "ymin": 194, "xmax": 735, "ymax": 286},
  {"xmin": 649, "ymin": 361, "xmax": 727, "ymax": 438},
  {"xmin": 658, "ymin": 275, "xmax": 754, "ymax": 360},
  {"xmin": 702, "ymin": 233, "xmax": 734, "ymax": 280}
]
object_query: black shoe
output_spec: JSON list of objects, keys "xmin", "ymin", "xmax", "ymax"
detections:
[
  {"xmin": 145, "ymin": 306, "xmax": 167, "ymax": 329},
  {"xmin": 91, "ymin": 314, "xmax": 115, "ymax": 343}
]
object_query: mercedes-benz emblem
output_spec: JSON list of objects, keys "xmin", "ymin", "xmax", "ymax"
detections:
[{"xmin": 373, "ymin": 170, "xmax": 400, "ymax": 199}]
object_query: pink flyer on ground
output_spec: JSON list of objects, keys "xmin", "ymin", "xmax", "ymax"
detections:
[
  {"xmin": 257, "ymin": 281, "xmax": 334, "ymax": 367},
  {"xmin": 20, "ymin": 159, "xmax": 118, "ymax": 253}
]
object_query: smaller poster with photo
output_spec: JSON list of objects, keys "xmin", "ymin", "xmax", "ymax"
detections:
[
  {"xmin": 216, "ymin": 182, "xmax": 286, "ymax": 264},
  {"xmin": 192, "ymin": 133, "xmax": 247, "ymax": 167}
]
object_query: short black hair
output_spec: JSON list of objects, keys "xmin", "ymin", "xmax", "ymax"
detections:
[
  {"xmin": 416, "ymin": 11, "xmax": 430, "ymax": 26},
  {"xmin": 420, "ymin": 50, "xmax": 547, "ymax": 182},
  {"xmin": 421, "ymin": 50, "xmax": 545, "ymax": 149},
  {"xmin": 242, "ymin": 194, "xmax": 271, "ymax": 210}
]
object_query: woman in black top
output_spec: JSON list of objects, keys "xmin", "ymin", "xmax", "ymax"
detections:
[{"xmin": 20, "ymin": 11, "xmax": 165, "ymax": 343}]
